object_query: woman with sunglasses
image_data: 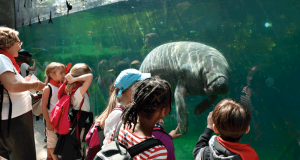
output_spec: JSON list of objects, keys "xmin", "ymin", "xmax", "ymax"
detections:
[{"xmin": 0, "ymin": 26, "xmax": 45, "ymax": 160}]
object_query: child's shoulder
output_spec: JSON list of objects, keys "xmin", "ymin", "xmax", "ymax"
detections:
[{"xmin": 43, "ymin": 85, "xmax": 51, "ymax": 93}]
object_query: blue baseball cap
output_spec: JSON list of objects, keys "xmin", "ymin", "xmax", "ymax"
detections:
[{"xmin": 114, "ymin": 69, "xmax": 151, "ymax": 97}]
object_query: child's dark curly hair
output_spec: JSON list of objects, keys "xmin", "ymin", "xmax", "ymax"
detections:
[{"xmin": 122, "ymin": 76, "xmax": 172, "ymax": 132}]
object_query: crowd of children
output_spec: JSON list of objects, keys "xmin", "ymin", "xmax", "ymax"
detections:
[
  {"xmin": 15, "ymin": 56, "xmax": 259, "ymax": 160},
  {"xmin": 36, "ymin": 64, "xmax": 259, "ymax": 160}
]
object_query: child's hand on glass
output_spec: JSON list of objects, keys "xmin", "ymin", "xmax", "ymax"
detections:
[
  {"xmin": 169, "ymin": 123, "xmax": 182, "ymax": 139},
  {"xmin": 65, "ymin": 73, "xmax": 75, "ymax": 84},
  {"xmin": 207, "ymin": 111, "xmax": 213, "ymax": 130}
]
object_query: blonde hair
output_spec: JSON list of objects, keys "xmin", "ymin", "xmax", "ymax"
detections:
[
  {"xmin": 95, "ymin": 82, "xmax": 134, "ymax": 128},
  {"xmin": 0, "ymin": 26, "xmax": 19, "ymax": 49},
  {"xmin": 96, "ymin": 85, "xmax": 118, "ymax": 128},
  {"xmin": 44, "ymin": 62, "xmax": 65, "ymax": 84},
  {"xmin": 65, "ymin": 63, "xmax": 92, "ymax": 95}
]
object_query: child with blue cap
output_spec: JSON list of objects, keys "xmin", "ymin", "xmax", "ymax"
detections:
[
  {"xmin": 114, "ymin": 69, "xmax": 151, "ymax": 98},
  {"xmin": 101, "ymin": 69, "xmax": 151, "ymax": 147}
]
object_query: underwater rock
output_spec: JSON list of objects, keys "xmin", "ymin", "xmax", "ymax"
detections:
[{"xmin": 140, "ymin": 41, "xmax": 230, "ymax": 134}]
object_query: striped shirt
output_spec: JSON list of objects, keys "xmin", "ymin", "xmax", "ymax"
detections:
[
  {"xmin": 240, "ymin": 86, "xmax": 252, "ymax": 109},
  {"xmin": 108, "ymin": 124, "xmax": 168, "ymax": 160}
]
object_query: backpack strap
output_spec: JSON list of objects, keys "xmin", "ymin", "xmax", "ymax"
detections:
[
  {"xmin": 128, "ymin": 138, "xmax": 164, "ymax": 157},
  {"xmin": 47, "ymin": 84, "xmax": 52, "ymax": 110},
  {"xmin": 72, "ymin": 97, "xmax": 84, "ymax": 144},
  {"xmin": 113, "ymin": 121, "xmax": 123, "ymax": 141},
  {"xmin": 0, "ymin": 84, "xmax": 13, "ymax": 138}
]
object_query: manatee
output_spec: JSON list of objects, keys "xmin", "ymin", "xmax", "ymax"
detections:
[{"xmin": 139, "ymin": 41, "xmax": 230, "ymax": 134}]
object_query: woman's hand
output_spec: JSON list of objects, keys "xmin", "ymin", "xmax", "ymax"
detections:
[
  {"xmin": 34, "ymin": 81, "xmax": 46, "ymax": 91},
  {"xmin": 169, "ymin": 123, "xmax": 182, "ymax": 139},
  {"xmin": 65, "ymin": 73, "xmax": 75, "ymax": 84},
  {"xmin": 24, "ymin": 75, "xmax": 32, "ymax": 82}
]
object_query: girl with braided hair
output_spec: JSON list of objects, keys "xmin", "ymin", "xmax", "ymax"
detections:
[
  {"xmin": 106, "ymin": 76, "xmax": 173, "ymax": 160},
  {"xmin": 102, "ymin": 69, "xmax": 151, "ymax": 147}
]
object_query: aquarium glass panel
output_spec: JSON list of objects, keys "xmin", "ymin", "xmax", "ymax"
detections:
[{"xmin": 16, "ymin": 0, "xmax": 300, "ymax": 159}]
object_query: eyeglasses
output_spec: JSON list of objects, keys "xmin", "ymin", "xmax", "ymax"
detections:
[{"xmin": 17, "ymin": 41, "xmax": 23, "ymax": 47}]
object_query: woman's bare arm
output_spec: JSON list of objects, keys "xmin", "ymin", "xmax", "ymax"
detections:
[{"xmin": 0, "ymin": 71, "xmax": 45, "ymax": 92}]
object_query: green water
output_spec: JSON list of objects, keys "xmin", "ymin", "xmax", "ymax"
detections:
[{"xmin": 18, "ymin": 0, "xmax": 300, "ymax": 159}]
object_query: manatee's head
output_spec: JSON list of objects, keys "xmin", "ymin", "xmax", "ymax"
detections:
[
  {"xmin": 202, "ymin": 68, "xmax": 230, "ymax": 96},
  {"xmin": 205, "ymin": 76, "xmax": 229, "ymax": 95}
]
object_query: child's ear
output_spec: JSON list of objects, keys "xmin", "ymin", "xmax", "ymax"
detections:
[
  {"xmin": 213, "ymin": 124, "xmax": 219, "ymax": 134},
  {"xmin": 245, "ymin": 125, "xmax": 250, "ymax": 134},
  {"xmin": 161, "ymin": 107, "xmax": 167, "ymax": 118},
  {"xmin": 162, "ymin": 105, "xmax": 170, "ymax": 118}
]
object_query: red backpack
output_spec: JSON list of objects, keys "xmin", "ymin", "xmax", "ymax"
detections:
[{"xmin": 50, "ymin": 81, "xmax": 84, "ymax": 135}]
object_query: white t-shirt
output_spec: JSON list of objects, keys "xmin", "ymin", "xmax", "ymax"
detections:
[
  {"xmin": 20, "ymin": 62, "xmax": 30, "ymax": 77},
  {"xmin": 47, "ymin": 83, "xmax": 59, "ymax": 116},
  {"xmin": 0, "ymin": 55, "xmax": 32, "ymax": 120},
  {"xmin": 71, "ymin": 87, "xmax": 90, "ymax": 112}
]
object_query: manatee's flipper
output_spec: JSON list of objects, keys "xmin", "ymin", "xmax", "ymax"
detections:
[
  {"xmin": 178, "ymin": 63, "xmax": 192, "ymax": 80},
  {"xmin": 194, "ymin": 95, "xmax": 218, "ymax": 115},
  {"xmin": 174, "ymin": 80, "xmax": 188, "ymax": 134}
]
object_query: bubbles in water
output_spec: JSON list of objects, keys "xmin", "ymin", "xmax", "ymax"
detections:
[{"xmin": 265, "ymin": 22, "xmax": 272, "ymax": 27}]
